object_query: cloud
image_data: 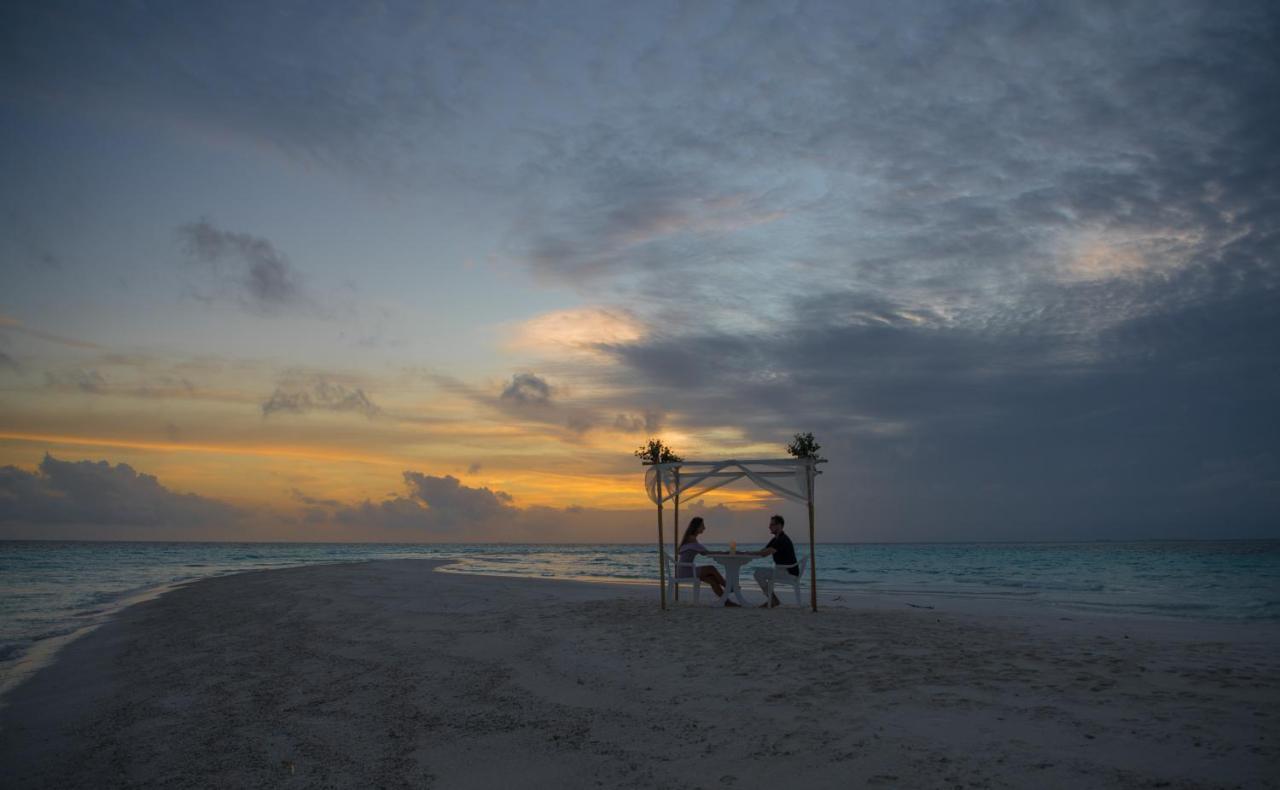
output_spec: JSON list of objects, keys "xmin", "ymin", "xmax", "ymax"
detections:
[
  {"xmin": 0, "ymin": 208, "xmax": 65, "ymax": 271},
  {"xmin": 290, "ymin": 488, "xmax": 343, "ymax": 525},
  {"xmin": 403, "ymin": 471, "xmax": 513, "ymax": 520},
  {"xmin": 613, "ymin": 411, "xmax": 662, "ymax": 434},
  {"xmin": 0, "ymin": 1, "xmax": 471, "ymax": 189},
  {"xmin": 564, "ymin": 412, "xmax": 596, "ymax": 434},
  {"xmin": 246, "ymin": 256, "xmax": 297, "ymax": 304},
  {"xmin": 261, "ymin": 390, "xmax": 310, "ymax": 415},
  {"xmin": 291, "ymin": 488, "xmax": 342, "ymax": 509},
  {"xmin": 499, "ymin": 372, "xmax": 552, "ymax": 406},
  {"xmin": 0, "ymin": 315, "xmax": 102, "ymax": 350},
  {"xmin": 0, "ymin": 454, "xmax": 239, "ymax": 528},
  {"xmin": 178, "ymin": 220, "xmax": 306, "ymax": 313},
  {"xmin": 316, "ymin": 471, "xmax": 515, "ymax": 533},
  {"xmin": 43, "ymin": 368, "xmax": 108, "ymax": 394},
  {"xmin": 492, "ymin": 1, "xmax": 1279, "ymax": 342},
  {"xmin": 35, "ymin": 358, "xmax": 243, "ymax": 404},
  {"xmin": 491, "ymin": 372, "xmax": 606, "ymax": 435},
  {"xmin": 506, "ymin": 307, "xmax": 647, "ymax": 358},
  {"xmin": 262, "ymin": 378, "xmax": 381, "ymax": 418},
  {"xmin": 522, "ymin": 168, "xmax": 790, "ymax": 283},
  {"xmin": 1054, "ymin": 228, "xmax": 1205, "ymax": 284},
  {"xmin": 298, "ymin": 470, "xmax": 758, "ymax": 541}
]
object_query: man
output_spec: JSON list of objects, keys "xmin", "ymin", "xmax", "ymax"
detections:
[{"xmin": 752, "ymin": 514, "xmax": 799, "ymax": 608}]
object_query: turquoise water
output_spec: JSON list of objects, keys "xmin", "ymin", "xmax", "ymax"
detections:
[{"xmin": 2, "ymin": 540, "xmax": 1278, "ymax": 683}]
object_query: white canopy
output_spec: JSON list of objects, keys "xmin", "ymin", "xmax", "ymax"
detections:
[
  {"xmin": 644, "ymin": 456, "xmax": 825, "ymax": 612},
  {"xmin": 645, "ymin": 458, "xmax": 819, "ymax": 506}
]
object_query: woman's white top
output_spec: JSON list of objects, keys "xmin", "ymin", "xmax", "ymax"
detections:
[{"xmin": 676, "ymin": 540, "xmax": 707, "ymax": 578}]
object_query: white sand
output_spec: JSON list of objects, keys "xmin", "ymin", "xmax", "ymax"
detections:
[{"xmin": 1, "ymin": 559, "xmax": 1277, "ymax": 788}]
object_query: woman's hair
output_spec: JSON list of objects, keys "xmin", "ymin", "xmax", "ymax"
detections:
[{"xmin": 679, "ymin": 516, "xmax": 705, "ymax": 546}]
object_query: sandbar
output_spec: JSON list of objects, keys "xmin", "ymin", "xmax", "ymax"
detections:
[{"xmin": 1, "ymin": 560, "xmax": 1277, "ymax": 788}]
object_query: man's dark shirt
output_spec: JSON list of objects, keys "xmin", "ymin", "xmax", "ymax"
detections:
[{"xmin": 765, "ymin": 531, "xmax": 799, "ymax": 575}]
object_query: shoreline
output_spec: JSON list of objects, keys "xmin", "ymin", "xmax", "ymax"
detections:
[
  {"xmin": 2, "ymin": 559, "xmax": 1277, "ymax": 788},
  {"xmin": 0, "ymin": 575, "xmax": 206, "ymax": 706},
  {"xmin": 0, "ymin": 560, "xmax": 374, "ymax": 708}
]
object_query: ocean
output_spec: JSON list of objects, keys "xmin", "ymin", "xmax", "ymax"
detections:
[{"xmin": 2, "ymin": 539, "xmax": 1278, "ymax": 689}]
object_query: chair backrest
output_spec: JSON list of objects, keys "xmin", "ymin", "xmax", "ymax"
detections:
[
  {"xmin": 664, "ymin": 552, "xmax": 694, "ymax": 571},
  {"xmin": 666, "ymin": 554, "xmax": 701, "ymax": 591},
  {"xmin": 774, "ymin": 557, "xmax": 807, "ymax": 579}
]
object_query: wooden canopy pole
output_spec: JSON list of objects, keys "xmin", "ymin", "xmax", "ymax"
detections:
[
  {"xmin": 808, "ymin": 462, "xmax": 818, "ymax": 613},
  {"xmin": 657, "ymin": 501, "xmax": 667, "ymax": 610},
  {"xmin": 672, "ymin": 467, "xmax": 680, "ymax": 602}
]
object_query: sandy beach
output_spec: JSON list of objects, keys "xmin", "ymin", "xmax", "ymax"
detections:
[{"xmin": 1, "ymin": 559, "xmax": 1277, "ymax": 789}]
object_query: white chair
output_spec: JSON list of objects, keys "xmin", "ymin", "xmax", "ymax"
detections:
[
  {"xmin": 759, "ymin": 557, "xmax": 808, "ymax": 607},
  {"xmin": 665, "ymin": 553, "xmax": 703, "ymax": 604}
]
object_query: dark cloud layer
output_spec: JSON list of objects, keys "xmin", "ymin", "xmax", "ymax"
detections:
[
  {"xmin": 482, "ymin": 0, "xmax": 1279, "ymax": 537},
  {"xmin": 598, "ymin": 270, "xmax": 1280, "ymax": 538},
  {"xmin": 514, "ymin": 1, "xmax": 1279, "ymax": 306},
  {"xmin": 529, "ymin": 1, "xmax": 1280, "ymax": 538},
  {"xmin": 0, "ymin": 455, "xmax": 238, "ymax": 528}
]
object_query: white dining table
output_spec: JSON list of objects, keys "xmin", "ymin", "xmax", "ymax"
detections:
[{"xmin": 705, "ymin": 552, "xmax": 757, "ymax": 607}]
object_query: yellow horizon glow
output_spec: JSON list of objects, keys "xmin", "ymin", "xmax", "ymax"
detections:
[
  {"xmin": 0, "ymin": 315, "xmax": 786, "ymax": 524},
  {"xmin": 0, "ymin": 428, "xmax": 779, "ymax": 514}
]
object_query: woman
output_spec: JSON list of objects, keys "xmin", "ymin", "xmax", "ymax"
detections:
[{"xmin": 677, "ymin": 517, "xmax": 739, "ymax": 606}]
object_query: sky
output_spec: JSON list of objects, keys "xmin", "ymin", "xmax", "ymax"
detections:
[{"xmin": 1, "ymin": 0, "xmax": 1277, "ymax": 543}]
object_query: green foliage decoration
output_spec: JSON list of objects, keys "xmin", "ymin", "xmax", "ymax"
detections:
[
  {"xmin": 634, "ymin": 438, "xmax": 683, "ymax": 465},
  {"xmin": 786, "ymin": 432, "xmax": 824, "ymax": 461}
]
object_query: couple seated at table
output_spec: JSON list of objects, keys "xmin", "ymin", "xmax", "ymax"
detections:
[{"xmin": 677, "ymin": 514, "xmax": 800, "ymax": 608}]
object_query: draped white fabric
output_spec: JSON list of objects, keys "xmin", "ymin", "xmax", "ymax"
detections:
[{"xmin": 644, "ymin": 459, "xmax": 817, "ymax": 505}]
